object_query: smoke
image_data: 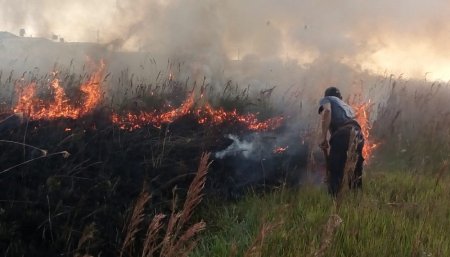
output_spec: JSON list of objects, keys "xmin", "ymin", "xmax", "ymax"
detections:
[
  {"xmin": 213, "ymin": 131, "xmax": 309, "ymax": 195},
  {"xmin": 2, "ymin": 0, "xmax": 450, "ymax": 82},
  {"xmin": 215, "ymin": 134, "xmax": 256, "ymax": 159},
  {"xmin": 2, "ymin": 0, "xmax": 449, "ymax": 193},
  {"xmin": 1, "ymin": 0, "xmax": 449, "ymax": 124}
]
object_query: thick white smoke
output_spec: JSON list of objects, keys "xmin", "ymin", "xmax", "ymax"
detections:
[
  {"xmin": 215, "ymin": 134, "xmax": 256, "ymax": 159},
  {"xmin": 2, "ymin": 0, "xmax": 450, "ymax": 81}
]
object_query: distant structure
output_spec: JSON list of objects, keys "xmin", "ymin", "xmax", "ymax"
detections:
[
  {"xmin": 0, "ymin": 31, "xmax": 17, "ymax": 39},
  {"xmin": 19, "ymin": 28, "xmax": 25, "ymax": 37},
  {"xmin": 60, "ymin": 38, "xmax": 64, "ymax": 43},
  {"xmin": 52, "ymin": 34, "xmax": 58, "ymax": 41}
]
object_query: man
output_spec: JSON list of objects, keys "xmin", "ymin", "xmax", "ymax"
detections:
[{"xmin": 318, "ymin": 87, "xmax": 364, "ymax": 196}]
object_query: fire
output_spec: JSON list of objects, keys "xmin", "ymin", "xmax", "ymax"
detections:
[
  {"xmin": 13, "ymin": 82, "xmax": 38, "ymax": 116},
  {"xmin": 13, "ymin": 78, "xmax": 79, "ymax": 120},
  {"xmin": 236, "ymin": 113, "xmax": 284, "ymax": 131},
  {"xmin": 11, "ymin": 60, "xmax": 284, "ymax": 132},
  {"xmin": 273, "ymin": 146, "xmax": 288, "ymax": 154},
  {"xmin": 80, "ymin": 60, "xmax": 106, "ymax": 115},
  {"xmin": 112, "ymin": 97, "xmax": 284, "ymax": 132},
  {"xmin": 112, "ymin": 94, "xmax": 195, "ymax": 130},
  {"xmin": 196, "ymin": 104, "xmax": 284, "ymax": 131},
  {"xmin": 13, "ymin": 61, "xmax": 105, "ymax": 120},
  {"xmin": 352, "ymin": 100, "xmax": 378, "ymax": 161}
]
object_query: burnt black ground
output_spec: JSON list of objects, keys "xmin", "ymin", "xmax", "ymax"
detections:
[{"xmin": 0, "ymin": 111, "xmax": 308, "ymax": 256}]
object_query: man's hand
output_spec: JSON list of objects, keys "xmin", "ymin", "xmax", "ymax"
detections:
[{"xmin": 319, "ymin": 139, "xmax": 329, "ymax": 150}]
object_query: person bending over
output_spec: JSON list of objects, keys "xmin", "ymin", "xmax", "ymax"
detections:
[{"xmin": 318, "ymin": 87, "xmax": 364, "ymax": 196}]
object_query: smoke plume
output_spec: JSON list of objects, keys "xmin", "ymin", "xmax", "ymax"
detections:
[{"xmin": 2, "ymin": 0, "xmax": 450, "ymax": 82}]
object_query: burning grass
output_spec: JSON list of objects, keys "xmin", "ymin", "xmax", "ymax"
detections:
[
  {"xmin": 1, "ymin": 61, "xmax": 449, "ymax": 256},
  {"xmin": 8, "ymin": 61, "xmax": 284, "ymax": 133},
  {"xmin": 13, "ymin": 62, "xmax": 105, "ymax": 120},
  {"xmin": 0, "ymin": 64, "xmax": 307, "ymax": 256}
]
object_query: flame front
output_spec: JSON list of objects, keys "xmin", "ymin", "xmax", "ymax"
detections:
[
  {"xmin": 13, "ymin": 78, "xmax": 79, "ymax": 119},
  {"xmin": 112, "ymin": 98, "xmax": 284, "ymax": 132},
  {"xmin": 112, "ymin": 94, "xmax": 195, "ymax": 130},
  {"xmin": 12, "ymin": 60, "xmax": 284, "ymax": 132},
  {"xmin": 13, "ymin": 61, "xmax": 105, "ymax": 120},
  {"xmin": 196, "ymin": 104, "xmax": 284, "ymax": 131},
  {"xmin": 352, "ymin": 101, "xmax": 378, "ymax": 161}
]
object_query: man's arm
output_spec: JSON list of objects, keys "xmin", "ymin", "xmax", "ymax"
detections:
[{"xmin": 320, "ymin": 102, "xmax": 331, "ymax": 146}]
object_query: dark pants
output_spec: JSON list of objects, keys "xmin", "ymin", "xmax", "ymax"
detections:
[{"xmin": 328, "ymin": 126, "xmax": 364, "ymax": 196}]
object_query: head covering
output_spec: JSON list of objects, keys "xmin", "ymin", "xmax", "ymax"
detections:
[{"xmin": 324, "ymin": 87, "xmax": 342, "ymax": 100}]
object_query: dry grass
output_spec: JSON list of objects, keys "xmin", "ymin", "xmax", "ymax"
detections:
[
  {"xmin": 120, "ymin": 188, "xmax": 152, "ymax": 257},
  {"xmin": 158, "ymin": 152, "xmax": 210, "ymax": 257},
  {"xmin": 118, "ymin": 152, "xmax": 211, "ymax": 257},
  {"xmin": 244, "ymin": 220, "xmax": 283, "ymax": 257},
  {"xmin": 141, "ymin": 213, "xmax": 166, "ymax": 257},
  {"xmin": 75, "ymin": 223, "xmax": 97, "ymax": 257},
  {"xmin": 309, "ymin": 214, "xmax": 343, "ymax": 257}
]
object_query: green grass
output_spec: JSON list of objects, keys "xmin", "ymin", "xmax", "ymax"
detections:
[{"xmin": 192, "ymin": 168, "xmax": 450, "ymax": 257}]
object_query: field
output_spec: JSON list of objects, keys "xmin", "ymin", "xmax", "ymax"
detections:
[
  {"xmin": 192, "ymin": 166, "xmax": 450, "ymax": 257},
  {"xmin": 0, "ymin": 62, "xmax": 449, "ymax": 256}
]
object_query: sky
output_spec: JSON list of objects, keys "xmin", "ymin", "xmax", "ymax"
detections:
[{"xmin": 1, "ymin": 0, "xmax": 450, "ymax": 81}]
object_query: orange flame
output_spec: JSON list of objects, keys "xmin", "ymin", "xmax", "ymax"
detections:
[
  {"xmin": 13, "ymin": 61, "xmax": 105, "ymax": 120},
  {"xmin": 12, "ymin": 60, "xmax": 284, "ymax": 132},
  {"xmin": 196, "ymin": 104, "xmax": 284, "ymax": 131},
  {"xmin": 80, "ymin": 60, "xmax": 105, "ymax": 115},
  {"xmin": 352, "ymin": 101, "xmax": 378, "ymax": 161},
  {"xmin": 13, "ymin": 78, "xmax": 79, "ymax": 119},
  {"xmin": 273, "ymin": 146, "xmax": 288, "ymax": 154},
  {"xmin": 112, "ymin": 94, "xmax": 195, "ymax": 130},
  {"xmin": 13, "ymin": 82, "xmax": 38, "ymax": 116},
  {"xmin": 112, "ymin": 97, "xmax": 284, "ymax": 132}
]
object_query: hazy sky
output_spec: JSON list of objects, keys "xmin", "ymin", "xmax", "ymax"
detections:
[{"xmin": 1, "ymin": 0, "xmax": 450, "ymax": 81}]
